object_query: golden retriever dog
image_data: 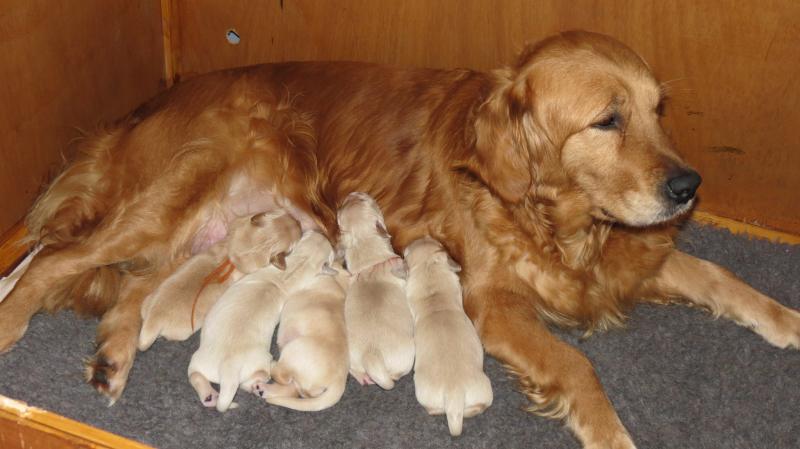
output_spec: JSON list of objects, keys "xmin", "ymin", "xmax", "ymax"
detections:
[
  {"xmin": 405, "ymin": 237, "xmax": 493, "ymax": 437},
  {"xmin": 1, "ymin": 30, "xmax": 798, "ymax": 447},
  {"xmin": 138, "ymin": 211, "xmax": 300, "ymax": 351},
  {"xmin": 255, "ymin": 233, "xmax": 349, "ymax": 412},
  {"xmin": 337, "ymin": 192, "xmax": 414, "ymax": 389}
]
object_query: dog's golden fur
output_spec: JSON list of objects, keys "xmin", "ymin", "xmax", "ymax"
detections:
[{"xmin": 1, "ymin": 31, "xmax": 798, "ymax": 447}]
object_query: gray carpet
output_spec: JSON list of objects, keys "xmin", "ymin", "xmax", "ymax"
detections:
[{"xmin": 1, "ymin": 222, "xmax": 798, "ymax": 449}]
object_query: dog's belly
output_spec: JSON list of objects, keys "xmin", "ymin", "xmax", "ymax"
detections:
[{"xmin": 190, "ymin": 174, "xmax": 317, "ymax": 254}]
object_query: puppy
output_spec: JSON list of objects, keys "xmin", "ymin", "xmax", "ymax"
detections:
[
  {"xmin": 255, "ymin": 234, "xmax": 349, "ymax": 412},
  {"xmin": 186, "ymin": 229, "xmax": 318, "ymax": 413},
  {"xmin": 336, "ymin": 192, "xmax": 413, "ymax": 389},
  {"xmin": 138, "ymin": 211, "xmax": 300, "ymax": 350},
  {"xmin": 405, "ymin": 237, "xmax": 493, "ymax": 437}
]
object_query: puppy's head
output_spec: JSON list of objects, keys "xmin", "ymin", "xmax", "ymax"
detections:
[
  {"xmin": 472, "ymin": 30, "xmax": 700, "ymax": 227},
  {"xmin": 403, "ymin": 237, "xmax": 461, "ymax": 273},
  {"xmin": 228, "ymin": 210, "xmax": 302, "ymax": 273},
  {"xmin": 288, "ymin": 230, "xmax": 336, "ymax": 275},
  {"xmin": 337, "ymin": 192, "xmax": 390, "ymax": 241}
]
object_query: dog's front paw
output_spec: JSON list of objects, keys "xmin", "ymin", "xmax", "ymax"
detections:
[
  {"xmin": 584, "ymin": 431, "xmax": 637, "ymax": 449},
  {"xmin": 754, "ymin": 304, "xmax": 800, "ymax": 349},
  {"xmin": 85, "ymin": 345, "xmax": 135, "ymax": 404}
]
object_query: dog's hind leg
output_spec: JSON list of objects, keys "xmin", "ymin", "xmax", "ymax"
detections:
[{"xmin": 87, "ymin": 257, "xmax": 184, "ymax": 403}]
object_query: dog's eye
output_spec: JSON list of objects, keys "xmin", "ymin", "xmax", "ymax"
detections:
[{"xmin": 592, "ymin": 113, "xmax": 620, "ymax": 130}]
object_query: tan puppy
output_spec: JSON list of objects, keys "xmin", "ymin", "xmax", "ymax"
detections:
[
  {"xmin": 186, "ymin": 229, "xmax": 320, "ymax": 413},
  {"xmin": 405, "ymin": 237, "xmax": 493, "ymax": 437},
  {"xmin": 336, "ymin": 192, "xmax": 413, "ymax": 389},
  {"xmin": 138, "ymin": 211, "xmax": 300, "ymax": 350},
  {"xmin": 254, "ymin": 235, "xmax": 349, "ymax": 412}
]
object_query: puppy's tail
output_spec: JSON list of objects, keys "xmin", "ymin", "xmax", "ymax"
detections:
[
  {"xmin": 362, "ymin": 347, "xmax": 395, "ymax": 390},
  {"xmin": 445, "ymin": 391, "xmax": 465, "ymax": 437},
  {"xmin": 265, "ymin": 378, "xmax": 346, "ymax": 412},
  {"xmin": 216, "ymin": 364, "xmax": 241, "ymax": 412}
]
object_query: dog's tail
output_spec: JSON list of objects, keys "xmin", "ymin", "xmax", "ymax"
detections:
[
  {"xmin": 265, "ymin": 379, "xmax": 346, "ymax": 412},
  {"xmin": 362, "ymin": 347, "xmax": 395, "ymax": 390},
  {"xmin": 216, "ymin": 363, "xmax": 241, "ymax": 412},
  {"xmin": 445, "ymin": 390, "xmax": 465, "ymax": 437}
]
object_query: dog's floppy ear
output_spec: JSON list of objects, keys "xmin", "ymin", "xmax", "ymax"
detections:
[
  {"xmin": 269, "ymin": 252, "xmax": 288, "ymax": 270},
  {"xmin": 472, "ymin": 69, "xmax": 533, "ymax": 203}
]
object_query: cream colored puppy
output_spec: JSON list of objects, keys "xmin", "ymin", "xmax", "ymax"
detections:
[
  {"xmin": 138, "ymin": 211, "xmax": 300, "ymax": 350},
  {"xmin": 186, "ymin": 229, "xmax": 322, "ymax": 413},
  {"xmin": 405, "ymin": 237, "xmax": 493, "ymax": 437},
  {"xmin": 337, "ymin": 191, "xmax": 413, "ymax": 389},
  {"xmin": 254, "ymin": 237, "xmax": 349, "ymax": 412}
]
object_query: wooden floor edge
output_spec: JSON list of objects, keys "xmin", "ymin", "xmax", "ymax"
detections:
[
  {"xmin": 0, "ymin": 395, "xmax": 154, "ymax": 449},
  {"xmin": 691, "ymin": 211, "xmax": 800, "ymax": 245}
]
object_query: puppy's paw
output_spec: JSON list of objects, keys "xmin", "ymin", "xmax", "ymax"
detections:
[
  {"xmin": 202, "ymin": 391, "xmax": 219, "ymax": 408},
  {"xmin": 255, "ymin": 382, "xmax": 298, "ymax": 400}
]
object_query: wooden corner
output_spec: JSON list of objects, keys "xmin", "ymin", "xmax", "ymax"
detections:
[{"xmin": 0, "ymin": 395, "xmax": 153, "ymax": 449}]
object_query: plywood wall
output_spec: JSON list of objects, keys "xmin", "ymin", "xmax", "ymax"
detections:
[
  {"xmin": 0, "ymin": 1, "xmax": 165, "ymax": 236},
  {"xmin": 171, "ymin": 0, "xmax": 800, "ymax": 234}
]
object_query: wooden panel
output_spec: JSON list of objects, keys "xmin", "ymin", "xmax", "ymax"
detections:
[
  {"xmin": 0, "ymin": 395, "xmax": 152, "ymax": 449},
  {"xmin": 0, "ymin": 1, "xmax": 165, "ymax": 236},
  {"xmin": 175, "ymin": 0, "xmax": 800, "ymax": 234}
]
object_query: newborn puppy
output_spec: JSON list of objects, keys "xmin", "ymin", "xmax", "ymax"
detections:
[
  {"xmin": 138, "ymin": 211, "xmax": 300, "ymax": 351},
  {"xmin": 254, "ymin": 234, "xmax": 349, "ymax": 412},
  {"xmin": 336, "ymin": 191, "xmax": 413, "ymax": 389},
  {"xmin": 185, "ymin": 226, "xmax": 310, "ymax": 414},
  {"xmin": 405, "ymin": 237, "xmax": 493, "ymax": 437}
]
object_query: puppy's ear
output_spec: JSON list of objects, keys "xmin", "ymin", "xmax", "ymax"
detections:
[
  {"xmin": 471, "ymin": 69, "xmax": 533, "ymax": 203},
  {"xmin": 375, "ymin": 221, "xmax": 390, "ymax": 239},
  {"xmin": 269, "ymin": 252, "xmax": 288, "ymax": 270},
  {"xmin": 390, "ymin": 259, "xmax": 409, "ymax": 280},
  {"xmin": 251, "ymin": 213, "xmax": 267, "ymax": 227},
  {"xmin": 446, "ymin": 255, "xmax": 462, "ymax": 273},
  {"xmin": 320, "ymin": 262, "xmax": 339, "ymax": 276}
]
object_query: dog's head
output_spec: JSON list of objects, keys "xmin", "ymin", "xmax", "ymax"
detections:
[{"xmin": 472, "ymin": 31, "xmax": 700, "ymax": 226}]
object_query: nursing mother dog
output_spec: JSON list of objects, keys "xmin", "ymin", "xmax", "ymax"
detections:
[{"xmin": 1, "ymin": 31, "xmax": 798, "ymax": 449}]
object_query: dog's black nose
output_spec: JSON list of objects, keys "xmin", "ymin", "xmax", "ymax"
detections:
[{"xmin": 665, "ymin": 169, "xmax": 702, "ymax": 204}]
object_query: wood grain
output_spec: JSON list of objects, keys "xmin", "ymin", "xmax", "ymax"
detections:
[
  {"xmin": 174, "ymin": 0, "xmax": 800, "ymax": 234},
  {"xmin": 0, "ymin": 1, "xmax": 165, "ymax": 236},
  {"xmin": 0, "ymin": 395, "xmax": 152, "ymax": 449}
]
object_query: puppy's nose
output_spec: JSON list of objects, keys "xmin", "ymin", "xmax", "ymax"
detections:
[{"xmin": 665, "ymin": 169, "xmax": 702, "ymax": 204}]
